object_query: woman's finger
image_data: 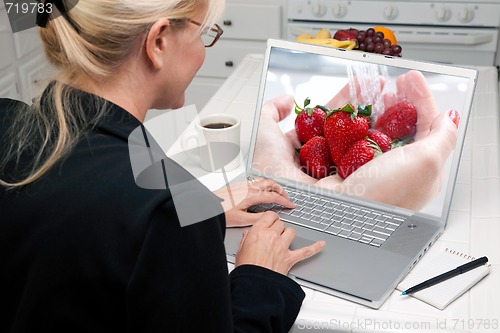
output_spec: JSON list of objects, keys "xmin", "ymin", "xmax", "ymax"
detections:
[
  {"xmin": 269, "ymin": 218, "xmax": 286, "ymax": 234},
  {"xmin": 229, "ymin": 211, "xmax": 269, "ymax": 227},
  {"xmin": 246, "ymin": 179, "xmax": 296, "ymax": 208},
  {"xmin": 288, "ymin": 241, "xmax": 326, "ymax": 266},
  {"xmin": 253, "ymin": 211, "xmax": 281, "ymax": 229},
  {"xmin": 280, "ymin": 227, "xmax": 297, "ymax": 246}
]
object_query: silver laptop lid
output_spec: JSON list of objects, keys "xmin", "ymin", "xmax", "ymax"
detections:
[{"xmin": 247, "ymin": 39, "xmax": 477, "ymax": 224}]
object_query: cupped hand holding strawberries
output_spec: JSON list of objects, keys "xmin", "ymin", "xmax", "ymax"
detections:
[{"xmin": 254, "ymin": 70, "xmax": 460, "ymax": 211}]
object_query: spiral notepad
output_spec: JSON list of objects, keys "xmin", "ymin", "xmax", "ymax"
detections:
[{"xmin": 397, "ymin": 248, "xmax": 491, "ymax": 310}]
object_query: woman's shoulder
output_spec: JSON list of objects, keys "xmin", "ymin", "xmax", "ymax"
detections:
[
  {"xmin": 0, "ymin": 98, "xmax": 26, "ymax": 108},
  {"xmin": 0, "ymin": 98, "xmax": 29, "ymax": 121}
]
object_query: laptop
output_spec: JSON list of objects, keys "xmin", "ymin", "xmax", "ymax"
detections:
[{"xmin": 224, "ymin": 39, "xmax": 478, "ymax": 309}]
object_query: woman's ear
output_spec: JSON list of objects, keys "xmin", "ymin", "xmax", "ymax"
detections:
[{"xmin": 144, "ymin": 18, "xmax": 171, "ymax": 70}]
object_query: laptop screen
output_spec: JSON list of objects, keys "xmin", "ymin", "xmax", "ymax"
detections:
[{"xmin": 249, "ymin": 40, "xmax": 477, "ymax": 220}]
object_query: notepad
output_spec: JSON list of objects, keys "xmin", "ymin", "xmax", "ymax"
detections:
[{"xmin": 397, "ymin": 248, "xmax": 491, "ymax": 310}]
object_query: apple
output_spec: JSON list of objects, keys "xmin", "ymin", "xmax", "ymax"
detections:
[{"xmin": 333, "ymin": 28, "xmax": 359, "ymax": 41}]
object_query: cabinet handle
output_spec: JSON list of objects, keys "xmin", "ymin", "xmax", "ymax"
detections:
[
  {"xmin": 225, "ymin": 61, "xmax": 234, "ymax": 67},
  {"xmin": 223, "ymin": 20, "xmax": 232, "ymax": 26}
]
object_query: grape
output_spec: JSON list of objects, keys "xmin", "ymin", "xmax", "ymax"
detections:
[
  {"xmin": 357, "ymin": 32, "xmax": 366, "ymax": 42},
  {"xmin": 374, "ymin": 43, "xmax": 384, "ymax": 53},
  {"xmin": 355, "ymin": 28, "xmax": 401, "ymax": 56},
  {"xmin": 391, "ymin": 44, "xmax": 402, "ymax": 54}
]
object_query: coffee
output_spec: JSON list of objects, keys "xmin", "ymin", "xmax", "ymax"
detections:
[{"xmin": 203, "ymin": 122, "xmax": 233, "ymax": 129}]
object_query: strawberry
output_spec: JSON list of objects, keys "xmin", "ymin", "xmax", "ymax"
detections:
[
  {"xmin": 338, "ymin": 138, "xmax": 382, "ymax": 179},
  {"xmin": 294, "ymin": 98, "xmax": 327, "ymax": 143},
  {"xmin": 323, "ymin": 103, "xmax": 372, "ymax": 165},
  {"xmin": 299, "ymin": 136, "xmax": 335, "ymax": 179},
  {"xmin": 367, "ymin": 129, "xmax": 391, "ymax": 152},
  {"xmin": 375, "ymin": 101, "xmax": 417, "ymax": 140}
]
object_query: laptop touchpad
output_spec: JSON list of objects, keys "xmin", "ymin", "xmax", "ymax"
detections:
[{"xmin": 290, "ymin": 236, "xmax": 316, "ymax": 251}]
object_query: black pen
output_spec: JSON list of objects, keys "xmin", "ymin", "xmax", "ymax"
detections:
[{"xmin": 402, "ymin": 256, "xmax": 488, "ymax": 295}]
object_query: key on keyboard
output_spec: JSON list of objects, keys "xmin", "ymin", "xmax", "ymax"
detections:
[{"xmin": 249, "ymin": 185, "xmax": 406, "ymax": 248}]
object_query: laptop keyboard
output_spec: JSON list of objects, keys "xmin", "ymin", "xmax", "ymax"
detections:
[{"xmin": 249, "ymin": 185, "xmax": 406, "ymax": 248}]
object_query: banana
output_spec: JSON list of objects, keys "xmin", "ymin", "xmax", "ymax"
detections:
[
  {"xmin": 295, "ymin": 33, "xmax": 313, "ymax": 42},
  {"xmin": 296, "ymin": 37, "xmax": 357, "ymax": 50},
  {"xmin": 295, "ymin": 29, "xmax": 357, "ymax": 50},
  {"xmin": 315, "ymin": 28, "xmax": 331, "ymax": 39},
  {"xmin": 345, "ymin": 40, "xmax": 357, "ymax": 50}
]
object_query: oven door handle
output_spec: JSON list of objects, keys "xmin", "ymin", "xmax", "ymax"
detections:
[{"xmin": 396, "ymin": 32, "xmax": 493, "ymax": 46}]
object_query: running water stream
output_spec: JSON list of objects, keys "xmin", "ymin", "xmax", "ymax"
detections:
[{"xmin": 346, "ymin": 63, "xmax": 390, "ymax": 122}]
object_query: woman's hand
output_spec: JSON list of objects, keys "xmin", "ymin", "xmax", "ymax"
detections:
[
  {"xmin": 253, "ymin": 95, "xmax": 319, "ymax": 184},
  {"xmin": 214, "ymin": 177, "xmax": 296, "ymax": 227},
  {"xmin": 235, "ymin": 211, "xmax": 325, "ymax": 275},
  {"xmin": 336, "ymin": 109, "xmax": 458, "ymax": 210}
]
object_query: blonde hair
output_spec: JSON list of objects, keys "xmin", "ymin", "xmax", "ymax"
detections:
[{"xmin": 0, "ymin": 0, "xmax": 225, "ymax": 188}]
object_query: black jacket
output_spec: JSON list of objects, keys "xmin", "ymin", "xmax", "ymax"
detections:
[{"xmin": 0, "ymin": 90, "xmax": 304, "ymax": 333}]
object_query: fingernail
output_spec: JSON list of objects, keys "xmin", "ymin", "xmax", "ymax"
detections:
[{"xmin": 448, "ymin": 110, "xmax": 460, "ymax": 128}]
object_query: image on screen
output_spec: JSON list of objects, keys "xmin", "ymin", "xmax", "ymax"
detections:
[{"xmin": 251, "ymin": 47, "xmax": 471, "ymax": 218}]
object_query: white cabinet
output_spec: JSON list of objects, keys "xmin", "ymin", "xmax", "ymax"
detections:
[
  {"xmin": 0, "ymin": 8, "xmax": 19, "ymax": 100},
  {"xmin": 1, "ymin": 1, "xmax": 286, "ymax": 114},
  {"xmin": 0, "ymin": 71, "xmax": 18, "ymax": 100},
  {"xmin": 184, "ymin": 0, "xmax": 285, "ymax": 111},
  {"xmin": 0, "ymin": 10, "xmax": 53, "ymax": 103}
]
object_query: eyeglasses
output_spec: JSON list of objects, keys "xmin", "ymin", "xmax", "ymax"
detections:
[{"xmin": 188, "ymin": 19, "xmax": 224, "ymax": 48}]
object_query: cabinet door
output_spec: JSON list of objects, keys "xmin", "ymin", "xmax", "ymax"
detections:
[
  {"xmin": 18, "ymin": 54, "xmax": 54, "ymax": 103},
  {"xmin": 13, "ymin": 28, "xmax": 44, "ymax": 60},
  {"xmin": 0, "ymin": 8, "xmax": 15, "ymax": 71},
  {"xmin": 0, "ymin": 70, "xmax": 19, "ymax": 100},
  {"xmin": 198, "ymin": 40, "xmax": 266, "ymax": 78},
  {"xmin": 220, "ymin": 3, "xmax": 281, "ymax": 40}
]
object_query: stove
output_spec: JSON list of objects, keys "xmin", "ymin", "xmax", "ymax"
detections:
[{"xmin": 287, "ymin": 0, "xmax": 500, "ymax": 65}]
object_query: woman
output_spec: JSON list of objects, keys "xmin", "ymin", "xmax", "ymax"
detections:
[{"xmin": 0, "ymin": 0, "xmax": 324, "ymax": 332}]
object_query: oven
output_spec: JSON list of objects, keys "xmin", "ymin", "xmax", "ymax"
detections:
[{"xmin": 286, "ymin": 0, "xmax": 500, "ymax": 66}]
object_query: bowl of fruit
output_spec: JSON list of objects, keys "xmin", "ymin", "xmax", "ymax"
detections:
[{"xmin": 295, "ymin": 26, "xmax": 402, "ymax": 57}]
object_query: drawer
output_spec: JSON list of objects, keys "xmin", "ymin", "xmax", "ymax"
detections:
[
  {"xmin": 219, "ymin": 3, "xmax": 281, "ymax": 40},
  {"xmin": 197, "ymin": 40, "xmax": 266, "ymax": 78}
]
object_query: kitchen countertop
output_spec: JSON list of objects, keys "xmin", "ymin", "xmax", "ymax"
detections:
[{"xmin": 146, "ymin": 54, "xmax": 500, "ymax": 332}]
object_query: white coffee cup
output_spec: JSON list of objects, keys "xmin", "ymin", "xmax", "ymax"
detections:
[{"xmin": 181, "ymin": 114, "xmax": 241, "ymax": 172}]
